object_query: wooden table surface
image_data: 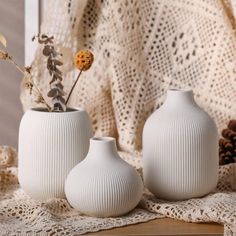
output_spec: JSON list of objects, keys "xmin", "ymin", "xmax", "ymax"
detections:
[{"xmin": 87, "ymin": 218, "xmax": 224, "ymax": 236}]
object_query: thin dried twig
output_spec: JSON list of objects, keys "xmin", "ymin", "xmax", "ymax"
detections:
[
  {"xmin": 10, "ymin": 58, "xmax": 51, "ymax": 111},
  {"xmin": 0, "ymin": 32, "xmax": 52, "ymax": 112},
  {"xmin": 4, "ymin": 53, "xmax": 52, "ymax": 111},
  {"xmin": 65, "ymin": 69, "xmax": 82, "ymax": 105}
]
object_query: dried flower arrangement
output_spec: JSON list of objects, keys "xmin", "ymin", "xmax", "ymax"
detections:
[{"xmin": 0, "ymin": 33, "xmax": 94, "ymax": 112}]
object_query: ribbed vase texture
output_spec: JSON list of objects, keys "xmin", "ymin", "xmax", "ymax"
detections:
[
  {"xmin": 65, "ymin": 137, "xmax": 143, "ymax": 217},
  {"xmin": 143, "ymin": 89, "xmax": 218, "ymax": 200},
  {"xmin": 18, "ymin": 108, "xmax": 93, "ymax": 201}
]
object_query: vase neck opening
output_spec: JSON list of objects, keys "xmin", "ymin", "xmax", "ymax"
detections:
[
  {"xmin": 87, "ymin": 137, "xmax": 118, "ymax": 159},
  {"xmin": 164, "ymin": 89, "xmax": 196, "ymax": 107}
]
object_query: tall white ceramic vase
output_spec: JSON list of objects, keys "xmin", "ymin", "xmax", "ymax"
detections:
[
  {"xmin": 65, "ymin": 137, "xmax": 143, "ymax": 217},
  {"xmin": 143, "ymin": 89, "xmax": 218, "ymax": 200},
  {"xmin": 18, "ymin": 108, "xmax": 93, "ymax": 201}
]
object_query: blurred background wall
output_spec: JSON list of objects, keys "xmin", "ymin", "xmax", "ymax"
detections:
[{"xmin": 0, "ymin": 0, "xmax": 24, "ymax": 148}]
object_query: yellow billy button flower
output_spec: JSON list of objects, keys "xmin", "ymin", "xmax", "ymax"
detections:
[
  {"xmin": 65, "ymin": 50, "xmax": 94, "ymax": 105},
  {"xmin": 74, "ymin": 50, "xmax": 94, "ymax": 71}
]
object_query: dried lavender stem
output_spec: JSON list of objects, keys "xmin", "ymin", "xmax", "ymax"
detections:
[
  {"xmin": 7, "ymin": 56, "xmax": 52, "ymax": 112},
  {"xmin": 65, "ymin": 69, "xmax": 83, "ymax": 105}
]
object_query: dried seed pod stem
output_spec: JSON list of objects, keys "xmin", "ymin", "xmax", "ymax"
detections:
[
  {"xmin": 66, "ymin": 50, "xmax": 94, "ymax": 105},
  {"xmin": 65, "ymin": 69, "xmax": 83, "ymax": 105}
]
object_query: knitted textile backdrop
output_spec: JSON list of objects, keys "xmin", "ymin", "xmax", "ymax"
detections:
[
  {"xmin": 21, "ymin": 0, "xmax": 236, "ymax": 167},
  {"xmin": 6, "ymin": 0, "xmax": 235, "ymax": 234}
]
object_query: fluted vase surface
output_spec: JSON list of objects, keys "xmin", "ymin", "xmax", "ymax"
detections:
[
  {"xmin": 143, "ymin": 89, "xmax": 218, "ymax": 200},
  {"xmin": 18, "ymin": 108, "xmax": 93, "ymax": 201},
  {"xmin": 65, "ymin": 137, "xmax": 143, "ymax": 217}
]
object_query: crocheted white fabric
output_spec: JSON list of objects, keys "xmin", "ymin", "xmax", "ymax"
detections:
[
  {"xmin": 0, "ymin": 146, "xmax": 236, "ymax": 235},
  {"xmin": 20, "ymin": 0, "xmax": 236, "ymax": 164},
  {"xmin": 10, "ymin": 0, "xmax": 236, "ymax": 235}
]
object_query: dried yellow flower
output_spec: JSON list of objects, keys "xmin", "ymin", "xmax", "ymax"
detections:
[{"xmin": 74, "ymin": 50, "xmax": 94, "ymax": 71}]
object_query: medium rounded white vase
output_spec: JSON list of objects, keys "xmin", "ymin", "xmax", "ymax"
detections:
[
  {"xmin": 65, "ymin": 137, "xmax": 143, "ymax": 217},
  {"xmin": 18, "ymin": 107, "xmax": 93, "ymax": 201},
  {"xmin": 143, "ymin": 89, "xmax": 218, "ymax": 201}
]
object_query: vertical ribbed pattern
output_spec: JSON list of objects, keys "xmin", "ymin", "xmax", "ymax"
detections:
[
  {"xmin": 66, "ymin": 165, "xmax": 143, "ymax": 217},
  {"xmin": 143, "ymin": 93, "xmax": 219, "ymax": 201},
  {"xmin": 65, "ymin": 141, "xmax": 143, "ymax": 217},
  {"xmin": 18, "ymin": 109, "xmax": 93, "ymax": 201}
]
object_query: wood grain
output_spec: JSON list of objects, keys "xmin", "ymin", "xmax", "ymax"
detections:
[{"xmin": 87, "ymin": 218, "xmax": 224, "ymax": 236}]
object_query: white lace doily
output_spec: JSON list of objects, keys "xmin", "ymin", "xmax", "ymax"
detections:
[{"xmin": 1, "ymin": 146, "xmax": 236, "ymax": 235}]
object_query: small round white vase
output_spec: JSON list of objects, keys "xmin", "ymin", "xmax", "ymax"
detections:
[
  {"xmin": 143, "ymin": 89, "xmax": 218, "ymax": 201},
  {"xmin": 18, "ymin": 107, "xmax": 93, "ymax": 201},
  {"xmin": 65, "ymin": 137, "xmax": 143, "ymax": 217}
]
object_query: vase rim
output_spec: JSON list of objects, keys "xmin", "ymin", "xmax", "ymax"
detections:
[
  {"xmin": 163, "ymin": 88, "xmax": 195, "ymax": 107},
  {"xmin": 91, "ymin": 137, "xmax": 115, "ymax": 142},
  {"xmin": 29, "ymin": 107, "xmax": 85, "ymax": 113},
  {"xmin": 87, "ymin": 137, "xmax": 118, "ymax": 159},
  {"xmin": 167, "ymin": 88, "xmax": 193, "ymax": 93}
]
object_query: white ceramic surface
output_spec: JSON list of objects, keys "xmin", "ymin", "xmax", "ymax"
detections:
[
  {"xmin": 143, "ymin": 89, "xmax": 218, "ymax": 200},
  {"xmin": 18, "ymin": 107, "xmax": 93, "ymax": 201},
  {"xmin": 65, "ymin": 137, "xmax": 143, "ymax": 217}
]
